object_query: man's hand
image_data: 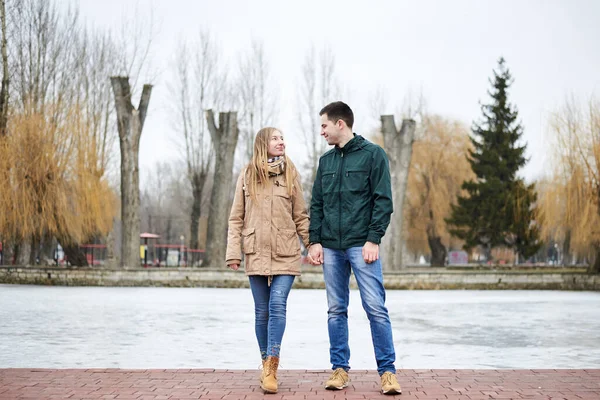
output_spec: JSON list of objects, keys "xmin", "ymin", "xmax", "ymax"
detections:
[
  {"xmin": 362, "ymin": 241, "xmax": 379, "ymax": 264},
  {"xmin": 228, "ymin": 263, "xmax": 240, "ymax": 271},
  {"xmin": 308, "ymin": 243, "xmax": 323, "ymax": 265}
]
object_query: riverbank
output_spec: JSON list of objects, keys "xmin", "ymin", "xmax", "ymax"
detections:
[{"xmin": 0, "ymin": 265, "xmax": 598, "ymax": 290}]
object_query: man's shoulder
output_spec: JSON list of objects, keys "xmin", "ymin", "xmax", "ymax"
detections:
[{"xmin": 358, "ymin": 138, "xmax": 388, "ymax": 158}]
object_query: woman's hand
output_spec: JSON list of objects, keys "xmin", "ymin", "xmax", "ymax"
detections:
[
  {"xmin": 308, "ymin": 243, "xmax": 323, "ymax": 265},
  {"xmin": 228, "ymin": 263, "xmax": 240, "ymax": 270}
]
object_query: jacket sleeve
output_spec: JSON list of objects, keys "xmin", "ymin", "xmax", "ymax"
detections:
[
  {"xmin": 309, "ymin": 159, "xmax": 324, "ymax": 244},
  {"xmin": 367, "ymin": 147, "xmax": 394, "ymax": 244},
  {"xmin": 291, "ymin": 172, "xmax": 310, "ymax": 248},
  {"xmin": 225, "ymin": 172, "xmax": 245, "ymax": 264}
]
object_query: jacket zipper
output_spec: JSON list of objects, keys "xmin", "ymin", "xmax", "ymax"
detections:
[{"xmin": 338, "ymin": 151, "xmax": 345, "ymax": 249}]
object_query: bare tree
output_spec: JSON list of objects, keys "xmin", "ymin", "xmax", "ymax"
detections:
[
  {"xmin": 0, "ymin": 0, "xmax": 9, "ymax": 264},
  {"xmin": 140, "ymin": 161, "xmax": 190, "ymax": 246},
  {"xmin": 113, "ymin": 5, "xmax": 157, "ymax": 96},
  {"xmin": 73, "ymin": 29, "xmax": 120, "ymax": 173},
  {"xmin": 0, "ymin": 0, "xmax": 8, "ymax": 136},
  {"xmin": 237, "ymin": 39, "xmax": 277, "ymax": 161},
  {"xmin": 380, "ymin": 116, "xmax": 416, "ymax": 270},
  {"xmin": 106, "ymin": 5, "xmax": 155, "ymax": 268},
  {"xmin": 170, "ymin": 30, "xmax": 224, "ymax": 250},
  {"xmin": 369, "ymin": 86, "xmax": 389, "ymax": 128},
  {"xmin": 110, "ymin": 77, "xmax": 152, "ymax": 269},
  {"xmin": 297, "ymin": 45, "xmax": 340, "ymax": 199},
  {"xmin": 11, "ymin": 0, "xmax": 79, "ymax": 117},
  {"xmin": 72, "ymin": 29, "xmax": 122, "ymax": 266},
  {"xmin": 205, "ymin": 110, "xmax": 239, "ymax": 268}
]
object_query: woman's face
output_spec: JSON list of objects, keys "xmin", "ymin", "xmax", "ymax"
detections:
[{"xmin": 267, "ymin": 130, "xmax": 285, "ymax": 158}]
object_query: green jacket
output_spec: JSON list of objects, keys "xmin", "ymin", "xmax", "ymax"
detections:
[{"xmin": 309, "ymin": 134, "xmax": 393, "ymax": 249}]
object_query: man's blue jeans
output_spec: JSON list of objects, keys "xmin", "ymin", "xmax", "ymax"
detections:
[
  {"xmin": 249, "ymin": 275, "xmax": 295, "ymax": 360},
  {"xmin": 323, "ymin": 247, "xmax": 396, "ymax": 375}
]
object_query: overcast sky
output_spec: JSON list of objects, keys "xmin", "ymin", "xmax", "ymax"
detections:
[{"xmin": 69, "ymin": 0, "xmax": 600, "ymax": 183}]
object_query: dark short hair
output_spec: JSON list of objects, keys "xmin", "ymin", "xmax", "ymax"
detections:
[{"xmin": 319, "ymin": 101, "xmax": 354, "ymax": 129}]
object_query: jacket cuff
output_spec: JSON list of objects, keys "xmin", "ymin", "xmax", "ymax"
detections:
[
  {"xmin": 309, "ymin": 234, "xmax": 320, "ymax": 244},
  {"xmin": 366, "ymin": 232, "xmax": 382, "ymax": 245},
  {"xmin": 226, "ymin": 259, "xmax": 241, "ymax": 265}
]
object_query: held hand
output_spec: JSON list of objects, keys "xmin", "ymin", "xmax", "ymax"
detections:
[
  {"xmin": 362, "ymin": 241, "xmax": 379, "ymax": 264},
  {"xmin": 228, "ymin": 263, "xmax": 240, "ymax": 271},
  {"xmin": 308, "ymin": 243, "xmax": 324, "ymax": 265}
]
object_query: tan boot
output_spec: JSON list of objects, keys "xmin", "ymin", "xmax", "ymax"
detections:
[
  {"xmin": 381, "ymin": 371, "xmax": 402, "ymax": 395},
  {"xmin": 325, "ymin": 368, "xmax": 349, "ymax": 390},
  {"xmin": 259, "ymin": 359, "xmax": 266, "ymax": 385},
  {"xmin": 261, "ymin": 356, "xmax": 279, "ymax": 394}
]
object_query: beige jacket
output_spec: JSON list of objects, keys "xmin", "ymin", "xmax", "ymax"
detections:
[{"xmin": 225, "ymin": 168, "xmax": 310, "ymax": 276}]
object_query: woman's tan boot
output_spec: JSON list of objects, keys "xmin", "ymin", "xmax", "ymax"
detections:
[
  {"xmin": 259, "ymin": 359, "xmax": 266, "ymax": 384},
  {"xmin": 260, "ymin": 356, "xmax": 279, "ymax": 394}
]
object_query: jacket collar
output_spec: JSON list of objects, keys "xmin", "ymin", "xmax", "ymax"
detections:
[{"xmin": 335, "ymin": 133, "xmax": 364, "ymax": 154}]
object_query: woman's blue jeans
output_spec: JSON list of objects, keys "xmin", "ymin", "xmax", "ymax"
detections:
[{"xmin": 249, "ymin": 274, "xmax": 295, "ymax": 360}]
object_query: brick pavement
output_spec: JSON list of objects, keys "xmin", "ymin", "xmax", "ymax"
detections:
[{"xmin": 1, "ymin": 369, "xmax": 599, "ymax": 400}]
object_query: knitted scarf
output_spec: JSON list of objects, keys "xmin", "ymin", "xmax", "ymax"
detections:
[{"xmin": 266, "ymin": 156, "xmax": 285, "ymax": 176}]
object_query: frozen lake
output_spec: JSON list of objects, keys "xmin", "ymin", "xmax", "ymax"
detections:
[{"xmin": 1, "ymin": 285, "xmax": 599, "ymax": 369}]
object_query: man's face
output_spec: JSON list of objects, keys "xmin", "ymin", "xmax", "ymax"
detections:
[{"xmin": 320, "ymin": 113, "xmax": 342, "ymax": 146}]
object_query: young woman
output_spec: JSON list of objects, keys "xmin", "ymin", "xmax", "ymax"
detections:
[{"xmin": 226, "ymin": 127, "xmax": 310, "ymax": 394}]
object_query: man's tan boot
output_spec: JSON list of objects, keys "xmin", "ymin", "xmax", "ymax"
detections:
[
  {"xmin": 381, "ymin": 371, "xmax": 402, "ymax": 395},
  {"xmin": 325, "ymin": 368, "xmax": 349, "ymax": 390},
  {"xmin": 261, "ymin": 356, "xmax": 279, "ymax": 394}
]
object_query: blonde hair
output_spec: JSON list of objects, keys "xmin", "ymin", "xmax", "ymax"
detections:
[{"xmin": 246, "ymin": 127, "xmax": 297, "ymax": 200}]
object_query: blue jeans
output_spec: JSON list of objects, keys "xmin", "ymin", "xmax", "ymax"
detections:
[
  {"xmin": 249, "ymin": 275, "xmax": 295, "ymax": 360},
  {"xmin": 323, "ymin": 247, "xmax": 396, "ymax": 375}
]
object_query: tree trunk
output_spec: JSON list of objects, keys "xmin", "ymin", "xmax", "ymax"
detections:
[
  {"xmin": 1, "ymin": 239, "xmax": 14, "ymax": 265},
  {"xmin": 12, "ymin": 242, "xmax": 20, "ymax": 265},
  {"xmin": 110, "ymin": 76, "xmax": 153, "ymax": 269},
  {"xmin": 39, "ymin": 233, "xmax": 55, "ymax": 265},
  {"xmin": 105, "ymin": 218, "xmax": 118, "ymax": 268},
  {"xmin": 589, "ymin": 246, "xmax": 600, "ymax": 274},
  {"xmin": 28, "ymin": 234, "xmax": 39, "ymax": 265},
  {"xmin": 189, "ymin": 172, "xmax": 207, "ymax": 250},
  {"xmin": 205, "ymin": 110, "xmax": 239, "ymax": 268},
  {"xmin": 428, "ymin": 235, "xmax": 447, "ymax": 267},
  {"xmin": 426, "ymin": 213, "xmax": 447, "ymax": 267},
  {"xmin": 380, "ymin": 116, "xmax": 416, "ymax": 270},
  {"xmin": 484, "ymin": 243, "xmax": 492, "ymax": 264},
  {"xmin": 62, "ymin": 244, "xmax": 88, "ymax": 267},
  {"xmin": 0, "ymin": 0, "xmax": 9, "ymax": 136},
  {"xmin": 562, "ymin": 229, "xmax": 571, "ymax": 266}
]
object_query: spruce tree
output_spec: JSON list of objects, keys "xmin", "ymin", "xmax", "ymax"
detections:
[{"xmin": 446, "ymin": 58, "xmax": 541, "ymax": 261}]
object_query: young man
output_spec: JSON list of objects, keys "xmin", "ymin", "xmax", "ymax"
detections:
[{"xmin": 307, "ymin": 101, "xmax": 401, "ymax": 395}]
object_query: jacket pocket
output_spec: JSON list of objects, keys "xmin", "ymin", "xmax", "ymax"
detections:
[
  {"xmin": 242, "ymin": 227, "xmax": 256, "ymax": 254},
  {"xmin": 273, "ymin": 182, "xmax": 290, "ymax": 199},
  {"xmin": 276, "ymin": 228, "xmax": 299, "ymax": 256},
  {"xmin": 321, "ymin": 171, "xmax": 337, "ymax": 194},
  {"xmin": 345, "ymin": 169, "xmax": 369, "ymax": 192}
]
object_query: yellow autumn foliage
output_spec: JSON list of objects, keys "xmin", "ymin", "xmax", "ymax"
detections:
[
  {"xmin": 405, "ymin": 115, "xmax": 475, "ymax": 255},
  {"xmin": 0, "ymin": 104, "xmax": 117, "ymax": 244},
  {"xmin": 538, "ymin": 97, "xmax": 600, "ymax": 262}
]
